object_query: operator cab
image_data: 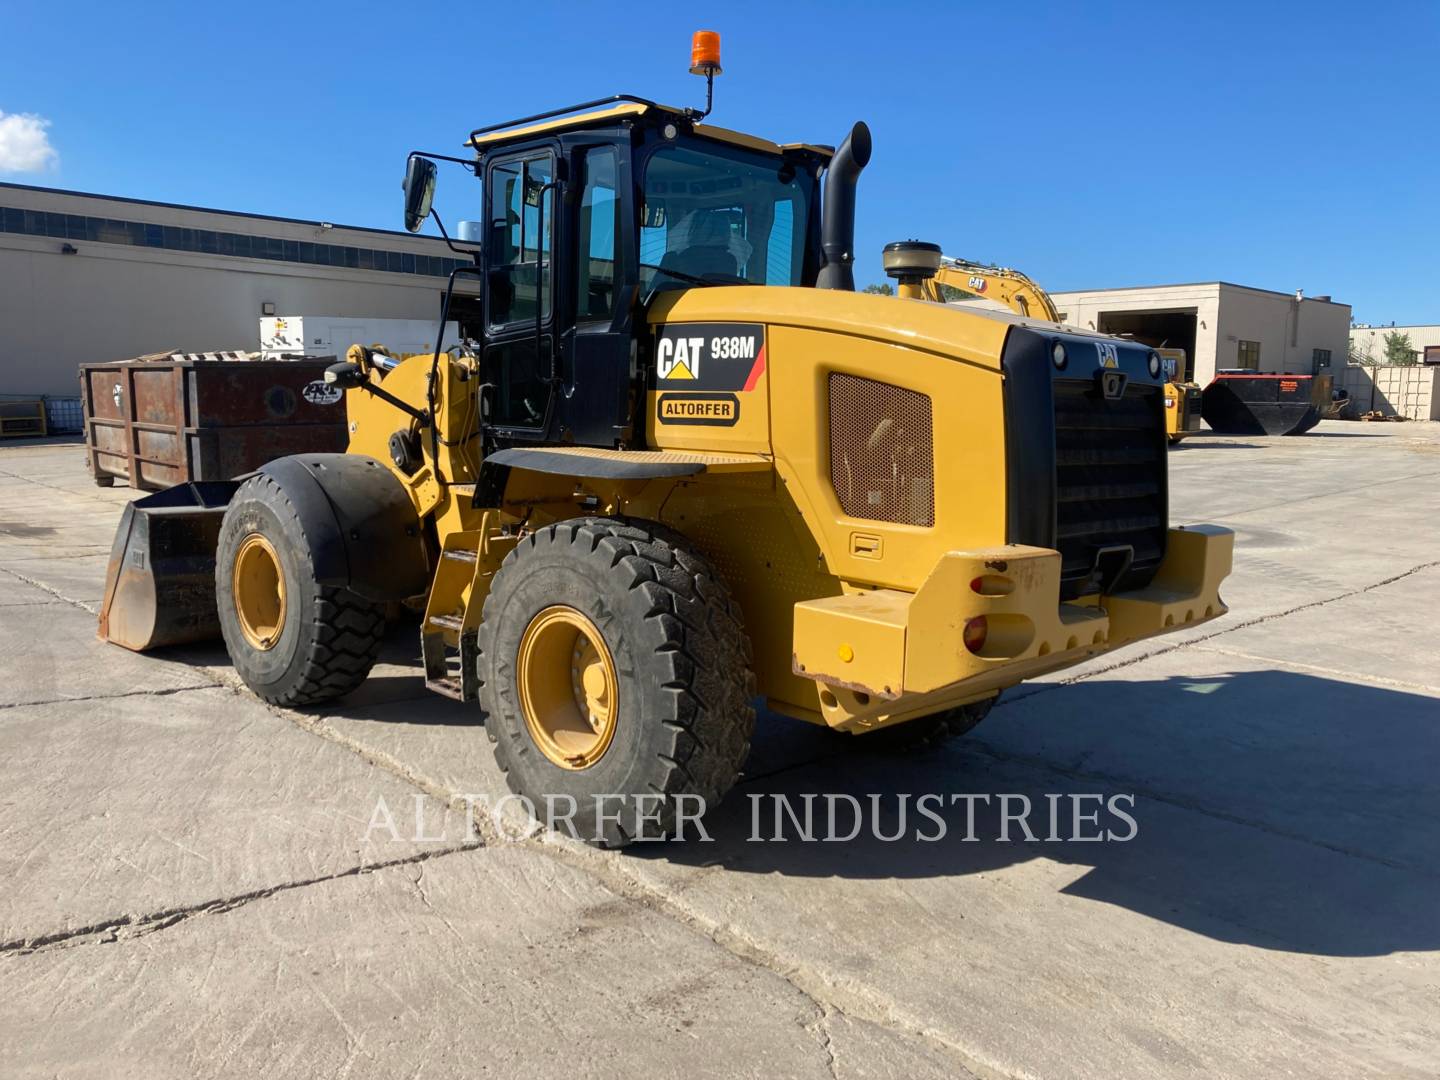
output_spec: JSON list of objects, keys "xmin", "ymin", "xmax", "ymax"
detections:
[
  {"xmin": 459, "ymin": 100, "xmax": 828, "ymax": 446},
  {"xmin": 396, "ymin": 32, "xmax": 864, "ymax": 455}
]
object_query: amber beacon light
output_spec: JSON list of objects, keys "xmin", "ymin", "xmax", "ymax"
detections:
[{"xmin": 689, "ymin": 30, "xmax": 722, "ymax": 76}]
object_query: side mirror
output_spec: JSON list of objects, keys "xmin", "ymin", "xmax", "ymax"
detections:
[{"xmin": 402, "ymin": 156, "xmax": 438, "ymax": 234}]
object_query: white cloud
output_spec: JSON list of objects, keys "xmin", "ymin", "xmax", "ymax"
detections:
[{"xmin": 0, "ymin": 111, "xmax": 58, "ymax": 173}]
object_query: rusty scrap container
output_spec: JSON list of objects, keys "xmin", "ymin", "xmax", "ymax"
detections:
[{"xmin": 81, "ymin": 359, "xmax": 347, "ymax": 490}]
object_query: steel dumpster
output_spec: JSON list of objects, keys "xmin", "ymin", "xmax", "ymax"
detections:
[{"xmin": 81, "ymin": 357, "xmax": 347, "ymax": 489}]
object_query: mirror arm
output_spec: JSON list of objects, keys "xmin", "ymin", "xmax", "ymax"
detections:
[{"xmin": 428, "ymin": 208, "xmax": 482, "ymax": 264}]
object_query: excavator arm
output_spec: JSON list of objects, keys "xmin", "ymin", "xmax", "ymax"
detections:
[
  {"xmin": 923, "ymin": 258, "xmax": 1062, "ymax": 322},
  {"xmin": 882, "ymin": 242, "xmax": 1062, "ymax": 322}
]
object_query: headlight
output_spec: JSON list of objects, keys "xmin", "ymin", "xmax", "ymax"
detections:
[
  {"xmin": 1052, "ymin": 342, "xmax": 1068, "ymax": 370},
  {"xmin": 1148, "ymin": 351, "xmax": 1162, "ymax": 378}
]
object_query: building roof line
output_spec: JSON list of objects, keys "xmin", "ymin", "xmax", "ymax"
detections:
[
  {"xmin": 0, "ymin": 180, "xmax": 437, "ymax": 244},
  {"xmin": 1350, "ymin": 323, "xmax": 1440, "ymax": 332},
  {"xmin": 1050, "ymin": 280, "xmax": 1347, "ymax": 306}
]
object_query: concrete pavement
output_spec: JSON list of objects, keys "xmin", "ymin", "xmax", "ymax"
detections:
[{"xmin": 1, "ymin": 422, "xmax": 1437, "ymax": 1078}]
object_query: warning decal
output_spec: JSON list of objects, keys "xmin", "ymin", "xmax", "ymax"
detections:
[
  {"xmin": 655, "ymin": 323, "xmax": 766, "ymax": 390},
  {"xmin": 656, "ymin": 392, "xmax": 740, "ymax": 427}
]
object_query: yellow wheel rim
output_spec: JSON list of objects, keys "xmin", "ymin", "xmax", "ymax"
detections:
[
  {"xmin": 233, "ymin": 533, "xmax": 286, "ymax": 651},
  {"xmin": 517, "ymin": 606, "xmax": 618, "ymax": 770}
]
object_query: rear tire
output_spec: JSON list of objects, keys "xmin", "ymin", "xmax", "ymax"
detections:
[
  {"xmin": 216, "ymin": 473, "xmax": 385, "ymax": 706},
  {"xmin": 477, "ymin": 517, "xmax": 755, "ymax": 848},
  {"xmin": 847, "ymin": 695, "xmax": 997, "ymax": 754}
]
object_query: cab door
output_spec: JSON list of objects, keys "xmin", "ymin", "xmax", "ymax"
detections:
[
  {"xmin": 482, "ymin": 148, "xmax": 558, "ymax": 440},
  {"xmin": 558, "ymin": 141, "xmax": 637, "ymax": 446}
]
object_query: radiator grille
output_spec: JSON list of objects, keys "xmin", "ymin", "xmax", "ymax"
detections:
[
  {"xmin": 828, "ymin": 373, "xmax": 934, "ymax": 527},
  {"xmin": 1182, "ymin": 386, "xmax": 1203, "ymax": 431},
  {"xmin": 1053, "ymin": 380, "xmax": 1166, "ymax": 594}
]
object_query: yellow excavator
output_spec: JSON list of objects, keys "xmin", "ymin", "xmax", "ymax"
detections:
[
  {"xmin": 882, "ymin": 242, "xmax": 1203, "ymax": 443},
  {"xmin": 98, "ymin": 33, "xmax": 1232, "ymax": 846}
]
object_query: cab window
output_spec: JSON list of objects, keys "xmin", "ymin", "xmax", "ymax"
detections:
[
  {"xmin": 487, "ymin": 153, "xmax": 553, "ymax": 327},
  {"xmin": 639, "ymin": 141, "xmax": 812, "ymax": 293},
  {"xmin": 575, "ymin": 146, "xmax": 621, "ymax": 323}
]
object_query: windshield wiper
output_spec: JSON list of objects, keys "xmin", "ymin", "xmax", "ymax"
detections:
[{"xmin": 638, "ymin": 262, "xmax": 718, "ymax": 288}]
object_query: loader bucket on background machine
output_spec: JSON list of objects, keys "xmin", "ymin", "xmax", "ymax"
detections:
[
  {"xmin": 1201, "ymin": 373, "xmax": 1331, "ymax": 436},
  {"xmin": 98, "ymin": 481, "xmax": 239, "ymax": 651}
]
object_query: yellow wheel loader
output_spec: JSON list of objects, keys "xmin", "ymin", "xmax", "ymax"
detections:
[
  {"xmin": 99, "ymin": 34, "xmax": 1232, "ymax": 846},
  {"xmin": 1157, "ymin": 348, "xmax": 1203, "ymax": 444},
  {"xmin": 882, "ymin": 242, "xmax": 1205, "ymax": 446}
]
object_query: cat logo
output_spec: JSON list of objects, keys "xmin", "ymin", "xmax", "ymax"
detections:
[
  {"xmin": 1097, "ymin": 342, "xmax": 1120, "ymax": 368},
  {"xmin": 657, "ymin": 335, "xmax": 703, "ymax": 380}
]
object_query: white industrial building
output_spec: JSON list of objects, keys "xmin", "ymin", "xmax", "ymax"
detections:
[
  {"xmin": 1048, "ymin": 282, "xmax": 1352, "ymax": 386},
  {"xmin": 0, "ymin": 181, "xmax": 470, "ymax": 398},
  {"xmin": 1349, "ymin": 323, "xmax": 1440, "ymax": 366},
  {"xmin": 1344, "ymin": 324, "xmax": 1440, "ymax": 420}
]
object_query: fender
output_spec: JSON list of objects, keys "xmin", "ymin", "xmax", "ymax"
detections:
[
  {"xmin": 485, "ymin": 446, "xmax": 770, "ymax": 480},
  {"xmin": 257, "ymin": 454, "xmax": 429, "ymax": 601}
]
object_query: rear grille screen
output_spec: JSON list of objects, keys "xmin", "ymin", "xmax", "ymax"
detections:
[
  {"xmin": 1053, "ymin": 381, "xmax": 1166, "ymax": 594},
  {"xmin": 828, "ymin": 373, "xmax": 934, "ymax": 527}
]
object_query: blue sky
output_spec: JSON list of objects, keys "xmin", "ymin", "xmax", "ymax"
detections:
[{"xmin": 2, "ymin": 0, "xmax": 1435, "ymax": 323}]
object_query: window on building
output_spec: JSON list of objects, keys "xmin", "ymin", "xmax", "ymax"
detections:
[
  {"xmin": 1312, "ymin": 348, "xmax": 1332, "ymax": 371},
  {"xmin": 1424, "ymin": 345, "xmax": 1440, "ymax": 365},
  {"xmin": 1237, "ymin": 340, "xmax": 1261, "ymax": 370},
  {"xmin": 0, "ymin": 201, "xmax": 461, "ymax": 278}
]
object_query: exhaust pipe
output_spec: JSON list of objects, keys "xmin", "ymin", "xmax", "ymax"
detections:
[{"xmin": 816, "ymin": 121, "xmax": 872, "ymax": 291}]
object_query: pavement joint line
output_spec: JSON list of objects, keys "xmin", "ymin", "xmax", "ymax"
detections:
[
  {"xmin": 1001, "ymin": 557, "xmax": 1440, "ymax": 701},
  {"xmin": 0, "ymin": 565, "xmax": 101, "ymax": 614},
  {"xmin": 805, "ymin": 1003, "xmax": 840, "ymax": 1080},
  {"xmin": 0, "ymin": 463, "xmax": 131, "ymax": 507},
  {"xmin": 0, "ymin": 842, "xmax": 483, "ymax": 957},
  {"xmin": 210, "ymin": 676, "xmax": 510, "ymax": 849},
  {"xmin": 738, "ymin": 747, "xmax": 853, "ymax": 787},
  {"xmin": 1188, "ymin": 644, "xmax": 1440, "ymax": 697},
  {"xmin": 960, "ymin": 739, "xmax": 1436, "ymax": 879},
  {"xmin": 533, "ymin": 833, "xmax": 1019, "ymax": 1080},
  {"xmin": 0, "ymin": 552, "xmax": 111, "ymax": 561},
  {"xmin": 1212, "ymin": 466, "xmax": 1440, "ymax": 521},
  {"xmin": 0, "ymin": 683, "xmax": 219, "ymax": 713}
]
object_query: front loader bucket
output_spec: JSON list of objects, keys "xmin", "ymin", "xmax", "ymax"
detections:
[{"xmin": 98, "ymin": 481, "xmax": 240, "ymax": 651}]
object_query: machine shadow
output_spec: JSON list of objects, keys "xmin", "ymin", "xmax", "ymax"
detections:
[
  {"xmin": 1169, "ymin": 440, "xmax": 1266, "ymax": 450},
  {"xmin": 649, "ymin": 669, "xmax": 1440, "ymax": 958}
]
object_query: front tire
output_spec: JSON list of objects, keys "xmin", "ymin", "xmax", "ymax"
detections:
[
  {"xmin": 216, "ymin": 473, "xmax": 385, "ymax": 706},
  {"xmin": 477, "ymin": 517, "xmax": 755, "ymax": 848}
]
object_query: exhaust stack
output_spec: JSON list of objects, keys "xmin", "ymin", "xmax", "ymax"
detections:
[{"xmin": 816, "ymin": 121, "xmax": 872, "ymax": 291}]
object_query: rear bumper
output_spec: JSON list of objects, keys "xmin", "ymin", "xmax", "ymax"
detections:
[{"xmin": 791, "ymin": 525, "xmax": 1233, "ymax": 732}]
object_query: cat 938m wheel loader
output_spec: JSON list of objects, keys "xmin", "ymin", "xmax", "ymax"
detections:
[{"xmin": 99, "ymin": 32, "xmax": 1233, "ymax": 846}]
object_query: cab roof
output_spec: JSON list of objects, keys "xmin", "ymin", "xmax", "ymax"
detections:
[{"xmin": 465, "ymin": 96, "xmax": 832, "ymax": 161}]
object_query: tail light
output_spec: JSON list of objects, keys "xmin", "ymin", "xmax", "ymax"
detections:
[{"xmin": 963, "ymin": 616, "xmax": 988, "ymax": 655}]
